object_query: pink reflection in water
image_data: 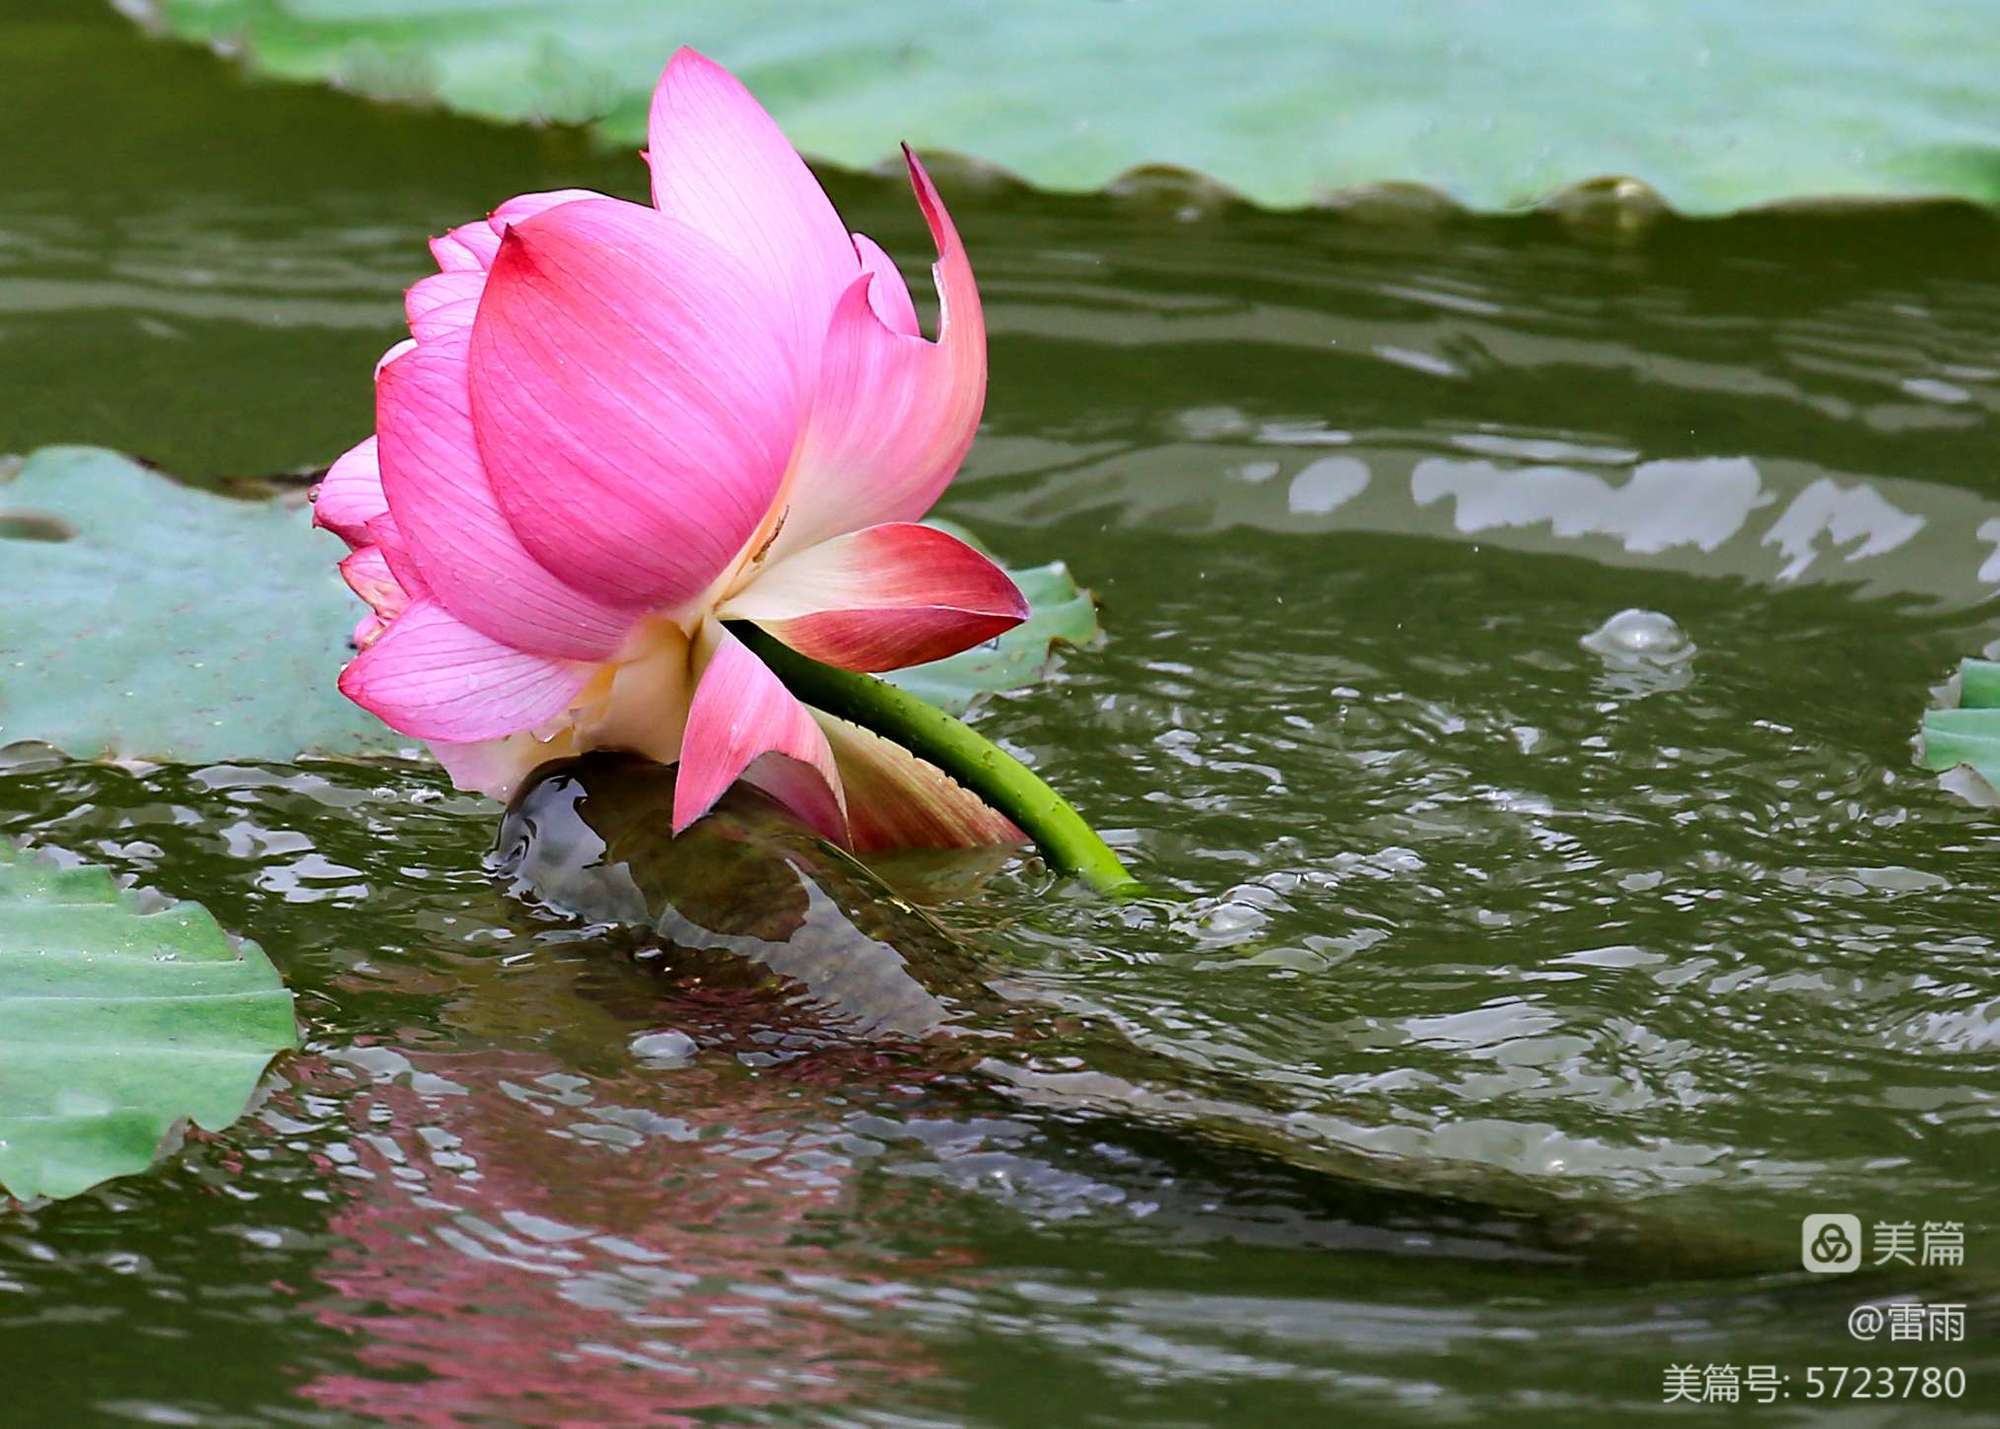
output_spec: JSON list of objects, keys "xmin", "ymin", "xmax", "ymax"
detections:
[{"xmin": 292, "ymin": 1042, "xmax": 966, "ymax": 1423}]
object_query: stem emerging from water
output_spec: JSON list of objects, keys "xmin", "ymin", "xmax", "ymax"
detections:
[{"xmin": 729, "ymin": 621, "xmax": 1142, "ymax": 898}]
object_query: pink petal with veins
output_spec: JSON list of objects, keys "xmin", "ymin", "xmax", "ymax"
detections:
[
  {"xmin": 313, "ymin": 435, "xmax": 386, "ymax": 548},
  {"xmin": 645, "ymin": 48, "xmax": 858, "ymax": 371},
  {"xmin": 405, "ymin": 270, "xmax": 486, "ymax": 345},
  {"xmin": 434, "ymin": 191, "xmax": 601, "ymax": 276},
  {"xmin": 377, "ymin": 324, "xmax": 634, "ymax": 660},
  {"xmin": 816, "ymin": 713, "xmax": 1025, "ymax": 852},
  {"xmin": 361, "ymin": 511, "xmax": 429, "ymax": 605},
  {"xmin": 468, "ymin": 198, "xmax": 804, "ymax": 611},
  {"xmin": 740, "ymin": 752, "xmax": 851, "ymax": 848},
  {"xmin": 672, "ymin": 624, "xmax": 846, "ymax": 841},
  {"xmin": 852, "ymin": 233, "xmax": 920, "ymax": 337},
  {"xmin": 721, "ymin": 522, "xmax": 1025, "ymax": 672},
  {"xmin": 338, "ymin": 601, "xmax": 594, "ymax": 744},
  {"xmin": 487, "ymin": 188, "xmax": 609, "ymax": 237},
  {"xmin": 375, "ymin": 339, "xmax": 416, "ymax": 378},
  {"xmin": 430, "ymin": 220, "xmax": 500, "ymax": 273},
  {"xmin": 415, "ymin": 194, "xmax": 607, "ymax": 344},
  {"xmin": 338, "ymin": 543, "xmax": 409, "ymax": 623},
  {"xmin": 774, "ymin": 150, "xmax": 986, "ymax": 561}
]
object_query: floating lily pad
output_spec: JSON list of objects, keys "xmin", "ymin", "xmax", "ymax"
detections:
[
  {"xmin": 137, "ymin": 1, "xmax": 2000, "ymax": 212},
  {"xmin": 1, "ymin": 446, "xmax": 402, "ymax": 763},
  {"xmin": 0, "ymin": 842, "xmax": 299, "ymax": 1201},
  {"xmin": 1919, "ymin": 657, "xmax": 2000, "ymax": 801},
  {"xmin": 893, "ymin": 520, "xmax": 1099, "ymax": 716},
  {"xmin": 2, "ymin": 447, "xmax": 1093, "ymax": 764}
]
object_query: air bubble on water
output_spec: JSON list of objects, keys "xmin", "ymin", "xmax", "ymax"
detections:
[
  {"xmin": 630, "ymin": 1030, "xmax": 697, "ymax": 1069},
  {"xmin": 1199, "ymin": 900, "xmax": 1269, "ymax": 938},
  {"xmin": 1581, "ymin": 609, "xmax": 1695, "ymax": 697},
  {"xmin": 0, "ymin": 740, "xmax": 64, "ymax": 774},
  {"xmin": 1581, "ymin": 608, "xmax": 1693, "ymax": 664}
]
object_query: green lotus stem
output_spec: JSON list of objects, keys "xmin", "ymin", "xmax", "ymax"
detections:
[{"xmin": 729, "ymin": 621, "xmax": 1143, "ymax": 898}]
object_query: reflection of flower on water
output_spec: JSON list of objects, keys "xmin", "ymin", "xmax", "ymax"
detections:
[{"xmin": 290, "ymin": 1044, "xmax": 961, "ymax": 1423}]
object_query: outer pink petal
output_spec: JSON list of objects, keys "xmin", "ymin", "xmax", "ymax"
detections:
[
  {"xmin": 432, "ymin": 192, "xmax": 602, "ymax": 276},
  {"xmin": 775, "ymin": 150, "xmax": 986, "ymax": 559},
  {"xmin": 469, "ymin": 198, "xmax": 804, "ymax": 611},
  {"xmin": 405, "ymin": 270, "xmax": 486, "ymax": 344},
  {"xmin": 739, "ymin": 752, "xmax": 849, "ymax": 847},
  {"xmin": 409, "ymin": 196, "xmax": 609, "ymax": 360},
  {"xmin": 338, "ymin": 544, "xmax": 408, "ymax": 622},
  {"xmin": 720, "ymin": 522, "xmax": 1026, "ymax": 672},
  {"xmin": 645, "ymin": 48, "xmax": 858, "ymax": 365},
  {"xmin": 488, "ymin": 188, "xmax": 608, "ymax": 235},
  {"xmin": 430, "ymin": 220, "xmax": 500, "ymax": 273},
  {"xmin": 338, "ymin": 601, "xmax": 594, "ymax": 743},
  {"xmin": 362, "ymin": 511, "xmax": 429, "ymax": 604},
  {"xmin": 312, "ymin": 435, "xmax": 386, "ymax": 547},
  {"xmin": 672, "ymin": 624, "xmax": 846, "ymax": 841},
  {"xmin": 815, "ymin": 712, "xmax": 1025, "ymax": 852},
  {"xmin": 376, "ymin": 324, "xmax": 635, "ymax": 661},
  {"xmin": 852, "ymin": 232, "xmax": 919, "ymax": 337},
  {"xmin": 374, "ymin": 338, "xmax": 416, "ymax": 378}
]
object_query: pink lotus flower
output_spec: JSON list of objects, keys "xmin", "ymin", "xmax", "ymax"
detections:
[{"xmin": 315, "ymin": 50, "xmax": 1029, "ymax": 851}]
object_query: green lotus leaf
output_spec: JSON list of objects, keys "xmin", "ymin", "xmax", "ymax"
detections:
[
  {"xmin": 1956, "ymin": 658, "xmax": 2000, "ymax": 708},
  {"xmin": 1920, "ymin": 657, "xmax": 2000, "ymax": 795},
  {"xmin": 2, "ymin": 447, "xmax": 1092, "ymax": 762},
  {"xmin": 0, "ymin": 842, "xmax": 299, "ymax": 1202},
  {"xmin": 138, "ymin": 1, "xmax": 2000, "ymax": 212},
  {"xmin": 1, "ymin": 445, "xmax": 401, "ymax": 763}
]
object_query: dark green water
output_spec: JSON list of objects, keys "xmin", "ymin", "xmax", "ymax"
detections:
[{"xmin": 4, "ymin": 3, "xmax": 1999, "ymax": 1423}]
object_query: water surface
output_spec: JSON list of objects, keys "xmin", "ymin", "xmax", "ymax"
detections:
[{"xmin": 4, "ymin": 4, "xmax": 1998, "ymax": 1423}]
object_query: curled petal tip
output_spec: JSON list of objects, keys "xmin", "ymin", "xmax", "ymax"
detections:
[
  {"xmin": 900, "ymin": 145, "xmax": 937, "ymax": 204},
  {"xmin": 761, "ymin": 155, "xmax": 984, "ymax": 554},
  {"xmin": 722, "ymin": 524, "xmax": 1025, "ymax": 671}
]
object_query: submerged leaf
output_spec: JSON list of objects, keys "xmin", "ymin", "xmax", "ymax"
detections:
[
  {"xmin": 0, "ymin": 842, "xmax": 299, "ymax": 1201},
  {"xmin": 0, "ymin": 446, "xmax": 402, "ymax": 763}
]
